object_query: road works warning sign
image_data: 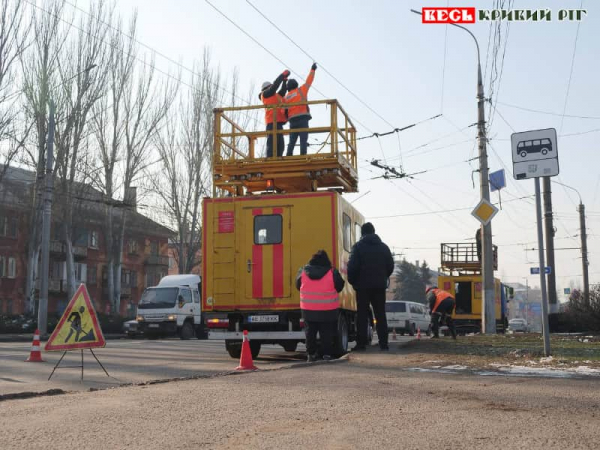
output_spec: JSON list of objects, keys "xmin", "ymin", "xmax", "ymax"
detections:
[{"xmin": 45, "ymin": 284, "xmax": 106, "ymax": 351}]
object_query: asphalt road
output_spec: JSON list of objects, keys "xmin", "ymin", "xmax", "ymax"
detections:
[
  {"xmin": 0, "ymin": 336, "xmax": 414, "ymax": 396},
  {"xmin": 1, "ymin": 351, "xmax": 598, "ymax": 450}
]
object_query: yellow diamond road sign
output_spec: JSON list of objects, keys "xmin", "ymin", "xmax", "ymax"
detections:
[{"xmin": 471, "ymin": 199, "xmax": 499, "ymax": 226}]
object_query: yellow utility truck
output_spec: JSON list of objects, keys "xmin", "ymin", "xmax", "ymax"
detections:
[
  {"xmin": 203, "ymin": 100, "xmax": 370, "ymax": 358},
  {"xmin": 437, "ymin": 242, "xmax": 506, "ymax": 334}
]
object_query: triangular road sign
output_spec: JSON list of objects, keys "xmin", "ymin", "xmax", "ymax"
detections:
[{"xmin": 45, "ymin": 284, "xmax": 106, "ymax": 351}]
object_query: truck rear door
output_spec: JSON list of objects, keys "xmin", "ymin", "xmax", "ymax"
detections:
[{"xmin": 244, "ymin": 206, "xmax": 291, "ymax": 302}]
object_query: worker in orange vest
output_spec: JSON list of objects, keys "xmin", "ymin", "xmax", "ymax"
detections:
[
  {"xmin": 284, "ymin": 63, "xmax": 317, "ymax": 156},
  {"xmin": 296, "ymin": 249, "xmax": 345, "ymax": 361},
  {"xmin": 426, "ymin": 286, "xmax": 457, "ymax": 339},
  {"xmin": 260, "ymin": 69, "xmax": 290, "ymax": 157}
]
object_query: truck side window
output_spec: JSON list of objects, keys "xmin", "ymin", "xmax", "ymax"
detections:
[
  {"xmin": 192, "ymin": 289, "xmax": 200, "ymax": 304},
  {"xmin": 180, "ymin": 288, "xmax": 192, "ymax": 304},
  {"xmin": 254, "ymin": 215, "xmax": 282, "ymax": 245},
  {"xmin": 355, "ymin": 223, "xmax": 361, "ymax": 244},
  {"xmin": 342, "ymin": 213, "xmax": 351, "ymax": 252}
]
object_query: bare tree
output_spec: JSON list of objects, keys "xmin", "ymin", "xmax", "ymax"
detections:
[
  {"xmin": 20, "ymin": 0, "xmax": 68, "ymax": 314},
  {"xmin": 0, "ymin": 0, "xmax": 29, "ymax": 181},
  {"xmin": 52, "ymin": 0, "xmax": 112, "ymax": 299},
  {"xmin": 92, "ymin": 12, "xmax": 176, "ymax": 315},
  {"xmin": 152, "ymin": 51, "xmax": 255, "ymax": 275}
]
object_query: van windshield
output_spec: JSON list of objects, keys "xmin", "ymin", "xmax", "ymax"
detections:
[
  {"xmin": 138, "ymin": 287, "xmax": 179, "ymax": 309},
  {"xmin": 385, "ymin": 302, "xmax": 406, "ymax": 313}
]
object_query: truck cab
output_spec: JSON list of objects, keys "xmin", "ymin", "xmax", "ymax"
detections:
[{"xmin": 136, "ymin": 274, "xmax": 204, "ymax": 339}]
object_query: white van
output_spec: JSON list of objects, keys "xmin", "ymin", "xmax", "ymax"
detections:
[
  {"xmin": 385, "ymin": 301, "xmax": 431, "ymax": 336},
  {"xmin": 136, "ymin": 275, "xmax": 204, "ymax": 339}
]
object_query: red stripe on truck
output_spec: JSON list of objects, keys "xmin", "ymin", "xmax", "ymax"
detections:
[
  {"xmin": 272, "ymin": 207, "xmax": 283, "ymax": 297},
  {"xmin": 252, "ymin": 208, "xmax": 263, "ymax": 298}
]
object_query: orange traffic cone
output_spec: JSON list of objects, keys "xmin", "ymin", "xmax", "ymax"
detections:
[
  {"xmin": 236, "ymin": 330, "xmax": 258, "ymax": 371},
  {"xmin": 25, "ymin": 329, "xmax": 45, "ymax": 362},
  {"xmin": 392, "ymin": 328, "xmax": 397, "ymax": 340},
  {"xmin": 417, "ymin": 327, "xmax": 421, "ymax": 340}
]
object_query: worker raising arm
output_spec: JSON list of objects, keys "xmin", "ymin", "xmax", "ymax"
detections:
[
  {"xmin": 260, "ymin": 69, "xmax": 290, "ymax": 158},
  {"xmin": 284, "ymin": 63, "xmax": 317, "ymax": 156}
]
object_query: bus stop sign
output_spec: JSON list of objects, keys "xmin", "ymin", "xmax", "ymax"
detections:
[{"xmin": 511, "ymin": 128, "xmax": 559, "ymax": 180}]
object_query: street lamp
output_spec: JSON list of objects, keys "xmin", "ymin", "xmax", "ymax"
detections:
[
  {"xmin": 552, "ymin": 181, "xmax": 589, "ymax": 303},
  {"xmin": 410, "ymin": 9, "xmax": 496, "ymax": 333}
]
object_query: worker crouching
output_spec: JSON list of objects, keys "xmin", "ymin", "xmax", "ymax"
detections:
[
  {"xmin": 426, "ymin": 286, "xmax": 457, "ymax": 339},
  {"xmin": 296, "ymin": 250, "xmax": 345, "ymax": 362}
]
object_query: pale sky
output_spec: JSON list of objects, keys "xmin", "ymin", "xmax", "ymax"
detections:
[{"xmin": 75, "ymin": 0, "xmax": 600, "ymax": 297}]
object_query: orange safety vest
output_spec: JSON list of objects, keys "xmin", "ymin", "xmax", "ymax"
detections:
[
  {"xmin": 299, "ymin": 270, "xmax": 340, "ymax": 311},
  {"xmin": 284, "ymin": 86, "xmax": 310, "ymax": 120},
  {"xmin": 431, "ymin": 289, "xmax": 453, "ymax": 313},
  {"xmin": 261, "ymin": 92, "xmax": 287, "ymax": 124}
]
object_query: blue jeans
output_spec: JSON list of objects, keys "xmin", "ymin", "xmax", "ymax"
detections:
[{"xmin": 286, "ymin": 116, "xmax": 310, "ymax": 156}]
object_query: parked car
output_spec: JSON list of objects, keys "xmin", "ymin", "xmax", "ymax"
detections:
[
  {"xmin": 122, "ymin": 319, "xmax": 141, "ymax": 337},
  {"xmin": 385, "ymin": 301, "xmax": 431, "ymax": 336},
  {"xmin": 508, "ymin": 318, "xmax": 529, "ymax": 333}
]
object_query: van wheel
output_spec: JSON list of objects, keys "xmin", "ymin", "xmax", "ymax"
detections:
[
  {"xmin": 426, "ymin": 324, "xmax": 432, "ymax": 336},
  {"xmin": 180, "ymin": 322, "xmax": 194, "ymax": 340},
  {"xmin": 333, "ymin": 313, "xmax": 349, "ymax": 357},
  {"xmin": 409, "ymin": 323, "xmax": 416, "ymax": 337},
  {"xmin": 541, "ymin": 148, "xmax": 548, "ymax": 155},
  {"xmin": 250, "ymin": 341, "xmax": 261, "ymax": 359},
  {"xmin": 226, "ymin": 340, "xmax": 242, "ymax": 359},
  {"xmin": 282, "ymin": 342, "xmax": 298, "ymax": 352}
]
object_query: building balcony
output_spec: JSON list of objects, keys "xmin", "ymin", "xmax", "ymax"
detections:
[
  {"xmin": 49, "ymin": 240, "xmax": 88, "ymax": 260},
  {"xmin": 34, "ymin": 278, "xmax": 63, "ymax": 293},
  {"xmin": 145, "ymin": 255, "xmax": 169, "ymax": 266}
]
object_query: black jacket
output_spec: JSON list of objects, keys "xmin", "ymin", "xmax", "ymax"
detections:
[
  {"xmin": 347, "ymin": 234, "xmax": 394, "ymax": 290},
  {"xmin": 295, "ymin": 264, "xmax": 345, "ymax": 322},
  {"xmin": 258, "ymin": 73, "xmax": 287, "ymax": 101}
]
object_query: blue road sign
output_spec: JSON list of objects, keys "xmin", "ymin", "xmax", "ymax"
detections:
[
  {"xmin": 530, "ymin": 267, "xmax": 551, "ymax": 275},
  {"xmin": 489, "ymin": 169, "xmax": 506, "ymax": 192}
]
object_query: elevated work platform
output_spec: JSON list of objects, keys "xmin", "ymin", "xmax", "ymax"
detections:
[
  {"xmin": 212, "ymin": 100, "xmax": 358, "ymax": 196},
  {"xmin": 440, "ymin": 242, "xmax": 498, "ymax": 275}
]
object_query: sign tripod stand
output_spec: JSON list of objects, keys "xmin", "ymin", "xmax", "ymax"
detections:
[{"xmin": 48, "ymin": 348, "xmax": 110, "ymax": 381}]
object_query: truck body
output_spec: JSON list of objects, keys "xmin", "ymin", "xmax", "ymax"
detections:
[
  {"xmin": 203, "ymin": 190, "xmax": 365, "ymax": 358},
  {"xmin": 437, "ymin": 274, "xmax": 505, "ymax": 334},
  {"xmin": 136, "ymin": 274, "xmax": 205, "ymax": 339}
]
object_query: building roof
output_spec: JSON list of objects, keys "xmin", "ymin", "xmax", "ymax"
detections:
[{"xmin": 0, "ymin": 165, "xmax": 173, "ymax": 238}]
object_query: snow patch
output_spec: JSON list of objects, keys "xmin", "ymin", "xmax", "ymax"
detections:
[{"xmin": 442, "ymin": 365, "xmax": 468, "ymax": 370}]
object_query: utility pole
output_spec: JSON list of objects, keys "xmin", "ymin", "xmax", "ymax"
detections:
[
  {"xmin": 410, "ymin": 9, "xmax": 495, "ymax": 333},
  {"xmin": 534, "ymin": 179, "xmax": 552, "ymax": 356},
  {"xmin": 543, "ymin": 177, "xmax": 558, "ymax": 313},
  {"xmin": 37, "ymin": 100, "xmax": 55, "ymax": 337},
  {"xmin": 579, "ymin": 202, "xmax": 590, "ymax": 303}
]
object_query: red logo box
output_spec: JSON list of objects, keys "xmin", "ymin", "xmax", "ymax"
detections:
[{"xmin": 421, "ymin": 7, "xmax": 476, "ymax": 24}]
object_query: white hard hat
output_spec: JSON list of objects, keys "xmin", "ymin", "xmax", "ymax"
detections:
[{"xmin": 261, "ymin": 81, "xmax": 271, "ymax": 91}]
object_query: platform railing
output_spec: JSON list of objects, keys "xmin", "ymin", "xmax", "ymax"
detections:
[{"xmin": 213, "ymin": 99, "xmax": 357, "ymax": 170}]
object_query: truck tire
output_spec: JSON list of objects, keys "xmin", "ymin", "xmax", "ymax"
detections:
[
  {"xmin": 226, "ymin": 340, "xmax": 242, "ymax": 359},
  {"xmin": 333, "ymin": 313, "xmax": 349, "ymax": 357},
  {"xmin": 250, "ymin": 341, "xmax": 261, "ymax": 359},
  {"xmin": 282, "ymin": 342, "xmax": 298, "ymax": 352},
  {"xmin": 180, "ymin": 322, "xmax": 194, "ymax": 340}
]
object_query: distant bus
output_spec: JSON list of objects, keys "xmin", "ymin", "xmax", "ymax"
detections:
[{"xmin": 517, "ymin": 138, "xmax": 552, "ymax": 158}]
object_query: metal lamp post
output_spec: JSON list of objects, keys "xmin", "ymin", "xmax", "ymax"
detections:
[{"xmin": 410, "ymin": 10, "xmax": 496, "ymax": 333}]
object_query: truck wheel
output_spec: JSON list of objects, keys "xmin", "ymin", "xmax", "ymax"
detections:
[
  {"xmin": 250, "ymin": 341, "xmax": 261, "ymax": 359},
  {"xmin": 282, "ymin": 342, "xmax": 298, "ymax": 352},
  {"xmin": 226, "ymin": 340, "xmax": 242, "ymax": 359},
  {"xmin": 333, "ymin": 313, "xmax": 349, "ymax": 357},
  {"xmin": 180, "ymin": 322, "xmax": 194, "ymax": 340}
]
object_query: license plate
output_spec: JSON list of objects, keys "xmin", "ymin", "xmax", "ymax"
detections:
[
  {"xmin": 148, "ymin": 324, "xmax": 159, "ymax": 328},
  {"xmin": 248, "ymin": 315, "xmax": 279, "ymax": 323}
]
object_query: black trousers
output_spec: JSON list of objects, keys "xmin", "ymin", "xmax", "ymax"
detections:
[
  {"xmin": 431, "ymin": 298, "xmax": 457, "ymax": 338},
  {"xmin": 304, "ymin": 320, "xmax": 336, "ymax": 357},
  {"xmin": 286, "ymin": 116, "xmax": 310, "ymax": 156},
  {"xmin": 266, "ymin": 122, "xmax": 284, "ymax": 158},
  {"xmin": 357, "ymin": 288, "xmax": 387, "ymax": 348}
]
